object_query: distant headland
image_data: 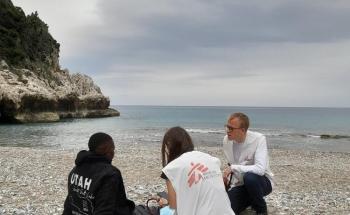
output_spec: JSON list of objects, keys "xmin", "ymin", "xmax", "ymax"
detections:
[{"xmin": 0, "ymin": 0, "xmax": 119, "ymax": 123}]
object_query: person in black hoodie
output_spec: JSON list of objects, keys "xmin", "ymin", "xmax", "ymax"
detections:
[{"xmin": 63, "ymin": 132, "xmax": 135, "ymax": 215}]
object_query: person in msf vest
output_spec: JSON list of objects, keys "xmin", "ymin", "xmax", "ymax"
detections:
[
  {"xmin": 63, "ymin": 132, "xmax": 135, "ymax": 215},
  {"xmin": 160, "ymin": 127, "xmax": 235, "ymax": 215},
  {"xmin": 223, "ymin": 113, "xmax": 274, "ymax": 215}
]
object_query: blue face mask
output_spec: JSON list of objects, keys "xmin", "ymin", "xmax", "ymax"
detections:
[{"xmin": 160, "ymin": 206, "xmax": 175, "ymax": 215}]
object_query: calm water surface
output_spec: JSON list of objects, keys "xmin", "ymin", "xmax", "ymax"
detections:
[{"xmin": 0, "ymin": 106, "xmax": 349, "ymax": 152}]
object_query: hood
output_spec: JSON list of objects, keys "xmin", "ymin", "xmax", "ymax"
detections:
[{"xmin": 75, "ymin": 150, "xmax": 111, "ymax": 166}]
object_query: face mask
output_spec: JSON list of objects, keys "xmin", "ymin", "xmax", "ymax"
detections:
[{"xmin": 160, "ymin": 206, "xmax": 175, "ymax": 215}]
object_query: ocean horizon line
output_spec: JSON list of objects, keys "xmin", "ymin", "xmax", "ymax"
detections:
[{"xmin": 111, "ymin": 104, "xmax": 350, "ymax": 109}]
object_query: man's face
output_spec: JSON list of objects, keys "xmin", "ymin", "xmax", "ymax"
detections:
[
  {"xmin": 105, "ymin": 141, "xmax": 115, "ymax": 161},
  {"xmin": 226, "ymin": 117, "xmax": 246, "ymax": 143}
]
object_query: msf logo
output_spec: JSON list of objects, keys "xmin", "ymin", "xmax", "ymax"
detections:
[{"xmin": 187, "ymin": 162, "xmax": 208, "ymax": 188}]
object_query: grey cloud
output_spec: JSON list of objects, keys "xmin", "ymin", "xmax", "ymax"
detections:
[
  {"xmin": 65, "ymin": 0, "xmax": 350, "ymax": 70},
  {"xmin": 96, "ymin": 1, "xmax": 350, "ymax": 46},
  {"xmin": 16, "ymin": 0, "xmax": 349, "ymax": 106}
]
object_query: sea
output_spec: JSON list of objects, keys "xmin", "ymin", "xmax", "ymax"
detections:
[{"xmin": 0, "ymin": 106, "xmax": 350, "ymax": 152}]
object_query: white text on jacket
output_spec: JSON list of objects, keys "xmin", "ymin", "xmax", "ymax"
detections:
[{"xmin": 70, "ymin": 173, "xmax": 92, "ymax": 191}]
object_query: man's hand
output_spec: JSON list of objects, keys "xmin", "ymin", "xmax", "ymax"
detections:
[
  {"xmin": 223, "ymin": 166, "xmax": 233, "ymax": 189},
  {"xmin": 223, "ymin": 166, "xmax": 232, "ymax": 178}
]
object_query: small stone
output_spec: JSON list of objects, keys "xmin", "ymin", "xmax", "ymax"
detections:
[{"xmin": 0, "ymin": 60, "xmax": 9, "ymax": 69}]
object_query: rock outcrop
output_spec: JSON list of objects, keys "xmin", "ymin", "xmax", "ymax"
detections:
[
  {"xmin": 0, "ymin": 60, "xmax": 119, "ymax": 123},
  {"xmin": 0, "ymin": 0, "xmax": 119, "ymax": 123}
]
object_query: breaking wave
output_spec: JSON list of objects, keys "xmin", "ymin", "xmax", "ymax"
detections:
[{"xmin": 185, "ymin": 127, "xmax": 350, "ymax": 140}]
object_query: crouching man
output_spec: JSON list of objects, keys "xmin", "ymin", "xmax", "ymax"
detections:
[
  {"xmin": 63, "ymin": 132, "xmax": 135, "ymax": 215},
  {"xmin": 223, "ymin": 113, "xmax": 274, "ymax": 215}
]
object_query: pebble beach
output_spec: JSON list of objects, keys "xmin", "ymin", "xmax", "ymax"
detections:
[{"xmin": 0, "ymin": 144, "xmax": 349, "ymax": 215}]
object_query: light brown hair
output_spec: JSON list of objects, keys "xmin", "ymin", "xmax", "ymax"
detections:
[{"xmin": 228, "ymin": 112, "xmax": 250, "ymax": 132}]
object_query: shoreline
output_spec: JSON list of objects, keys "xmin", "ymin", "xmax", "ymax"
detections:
[{"xmin": 0, "ymin": 145, "xmax": 349, "ymax": 214}]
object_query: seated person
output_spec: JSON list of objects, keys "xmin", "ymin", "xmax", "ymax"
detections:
[
  {"xmin": 63, "ymin": 132, "xmax": 135, "ymax": 215},
  {"xmin": 160, "ymin": 126, "xmax": 235, "ymax": 215}
]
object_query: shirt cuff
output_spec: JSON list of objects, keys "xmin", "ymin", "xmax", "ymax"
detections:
[{"xmin": 231, "ymin": 164, "xmax": 241, "ymax": 173}]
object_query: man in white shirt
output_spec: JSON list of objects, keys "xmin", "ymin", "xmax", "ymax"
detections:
[{"xmin": 223, "ymin": 113, "xmax": 273, "ymax": 215}]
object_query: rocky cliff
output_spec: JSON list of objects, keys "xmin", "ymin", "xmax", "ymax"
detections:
[{"xmin": 0, "ymin": 0, "xmax": 119, "ymax": 123}]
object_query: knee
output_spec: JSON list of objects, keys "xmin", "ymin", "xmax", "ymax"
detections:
[{"xmin": 243, "ymin": 172, "xmax": 259, "ymax": 186}]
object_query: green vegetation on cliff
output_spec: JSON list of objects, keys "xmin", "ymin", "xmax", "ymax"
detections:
[
  {"xmin": 0, "ymin": 0, "xmax": 119, "ymax": 123},
  {"xmin": 0, "ymin": 0, "xmax": 60, "ymax": 71}
]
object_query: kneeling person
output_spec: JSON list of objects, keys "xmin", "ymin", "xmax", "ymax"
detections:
[{"xmin": 223, "ymin": 113, "xmax": 274, "ymax": 215}]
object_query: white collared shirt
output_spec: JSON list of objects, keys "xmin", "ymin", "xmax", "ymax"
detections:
[{"xmin": 223, "ymin": 130, "xmax": 274, "ymax": 188}]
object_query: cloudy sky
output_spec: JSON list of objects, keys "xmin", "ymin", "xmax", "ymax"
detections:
[{"xmin": 12, "ymin": 0, "xmax": 350, "ymax": 107}]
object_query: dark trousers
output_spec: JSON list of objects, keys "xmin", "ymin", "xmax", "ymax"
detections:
[{"xmin": 227, "ymin": 172, "xmax": 272, "ymax": 214}]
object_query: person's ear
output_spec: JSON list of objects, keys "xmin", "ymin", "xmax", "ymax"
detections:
[
  {"xmin": 105, "ymin": 142, "xmax": 115, "ymax": 160},
  {"xmin": 107, "ymin": 148, "xmax": 114, "ymax": 160}
]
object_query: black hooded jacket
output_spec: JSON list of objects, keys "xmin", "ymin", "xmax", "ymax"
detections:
[{"xmin": 63, "ymin": 150, "xmax": 135, "ymax": 215}]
